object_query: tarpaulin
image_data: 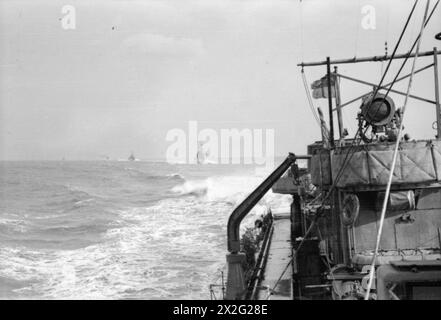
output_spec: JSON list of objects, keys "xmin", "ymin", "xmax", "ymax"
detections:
[
  {"xmin": 309, "ymin": 140, "xmax": 441, "ymax": 188},
  {"xmin": 310, "ymin": 149, "xmax": 332, "ymax": 186}
]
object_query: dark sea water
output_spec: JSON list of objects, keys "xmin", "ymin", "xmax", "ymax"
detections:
[{"xmin": 0, "ymin": 161, "xmax": 290, "ymax": 299}]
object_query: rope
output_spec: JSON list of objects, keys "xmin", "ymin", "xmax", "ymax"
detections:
[
  {"xmin": 309, "ymin": 0, "xmax": 439, "ymax": 194},
  {"xmin": 354, "ymin": 0, "xmax": 361, "ymax": 57},
  {"xmin": 298, "ymin": 0, "xmax": 305, "ymax": 62},
  {"xmin": 293, "ymin": 0, "xmax": 434, "ymax": 299},
  {"xmin": 315, "ymin": 224, "xmax": 337, "ymax": 284},
  {"xmin": 301, "ymin": 0, "xmax": 421, "ymax": 198},
  {"xmin": 376, "ymin": 0, "xmax": 418, "ymax": 99},
  {"xmin": 384, "ymin": 0, "xmax": 439, "ymax": 99},
  {"xmin": 209, "ymin": 266, "xmax": 226, "ymax": 300},
  {"xmin": 364, "ymin": 0, "xmax": 430, "ymax": 300},
  {"xmin": 384, "ymin": 0, "xmax": 391, "ymax": 57},
  {"xmin": 265, "ymin": 217, "xmax": 320, "ymax": 300},
  {"xmin": 310, "ymin": 0, "xmax": 422, "ymax": 208},
  {"xmin": 301, "ymin": 69, "xmax": 322, "ymax": 127},
  {"xmin": 262, "ymin": 0, "xmax": 438, "ymax": 301}
]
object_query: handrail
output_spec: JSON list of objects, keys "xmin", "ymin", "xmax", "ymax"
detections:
[
  {"xmin": 248, "ymin": 221, "xmax": 274, "ymax": 300},
  {"xmin": 226, "ymin": 153, "xmax": 311, "ymax": 253}
]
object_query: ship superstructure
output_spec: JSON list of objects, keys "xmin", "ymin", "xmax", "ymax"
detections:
[{"xmin": 222, "ymin": 0, "xmax": 441, "ymax": 300}]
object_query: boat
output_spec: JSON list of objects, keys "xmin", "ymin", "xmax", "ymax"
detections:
[
  {"xmin": 128, "ymin": 152, "xmax": 136, "ymax": 161},
  {"xmin": 219, "ymin": 1, "xmax": 441, "ymax": 300},
  {"xmin": 196, "ymin": 142, "xmax": 216, "ymax": 164},
  {"xmin": 196, "ymin": 142, "xmax": 205, "ymax": 164}
]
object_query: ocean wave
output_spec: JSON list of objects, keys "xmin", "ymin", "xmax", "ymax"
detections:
[
  {"xmin": 0, "ymin": 162, "xmax": 291, "ymax": 299},
  {"xmin": 0, "ymin": 217, "xmax": 28, "ymax": 233},
  {"xmin": 170, "ymin": 175, "xmax": 292, "ymax": 207},
  {"xmin": 165, "ymin": 173, "xmax": 185, "ymax": 180},
  {"xmin": 43, "ymin": 185, "xmax": 107, "ymax": 212},
  {"xmin": 123, "ymin": 167, "xmax": 185, "ymax": 183},
  {"xmin": 0, "ymin": 193, "xmax": 234, "ymax": 299},
  {"xmin": 171, "ymin": 180, "xmax": 208, "ymax": 197},
  {"xmin": 39, "ymin": 223, "xmax": 109, "ymax": 236},
  {"xmin": 169, "ymin": 174, "xmax": 292, "ymax": 237},
  {"xmin": 72, "ymin": 198, "xmax": 96, "ymax": 208},
  {"xmin": 145, "ymin": 173, "xmax": 185, "ymax": 182}
]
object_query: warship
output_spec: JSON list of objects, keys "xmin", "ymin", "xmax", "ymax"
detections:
[{"xmin": 221, "ymin": 0, "xmax": 441, "ymax": 300}]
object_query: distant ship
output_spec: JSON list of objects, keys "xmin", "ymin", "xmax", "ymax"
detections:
[
  {"xmin": 196, "ymin": 142, "xmax": 216, "ymax": 164},
  {"xmin": 116, "ymin": 152, "xmax": 139, "ymax": 162},
  {"xmin": 196, "ymin": 142, "xmax": 207, "ymax": 164}
]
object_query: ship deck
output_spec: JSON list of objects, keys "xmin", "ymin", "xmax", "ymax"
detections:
[{"xmin": 257, "ymin": 208, "xmax": 293, "ymax": 300}]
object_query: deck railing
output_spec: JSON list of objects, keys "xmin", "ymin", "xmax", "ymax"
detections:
[{"xmin": 225, "ymin": 153, "xmax": 311, "ymax": 299}]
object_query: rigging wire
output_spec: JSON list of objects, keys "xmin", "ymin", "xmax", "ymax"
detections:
[
  {"xmin": 327, "ymin": 0, "xmax": 439, "ymax": 212},
  {"xmin": 408, "ymin": 0, "xmax": 420, "ymax": 49},
  {"xmin": 308, "ymin": 0, "xmax": 421, "ymax": 207},
  {"xmin": 264, "ymin": 216, "xmax": 319, "ymax": 300},
  {"xmin": 266, "ymin": 0, "xmax": 439, "ymax": 300},
  {"xmin": 296, "ymin": 6, "xmax": 438, "ymax": 301},
  {"xmin": 298, "ymin": 0, "xmax": 305, "ymax": 62},
  {"xmin": 364, "ymin": 0, "xmax": 431, "ymax": 300},
  {"xmin": 354, "ymin": 0, "xmax": 361, "ymax": 58},
  {"xmin": 264, "ymin": 204, "xmax": 336, "ymax": 300},
  {"xmin": 305, "ymin": 0, "xmax": 439, "ymax": 191},
  {"xmin": 383, "ymin": 0, "xmax": 439, "ymax": 99},
  {"xmin": 381, "ymin": 0, "xmax": 391, "ymax": 77},
  {"xmin": 374, "ymin": 0, "xmax": 418, "ymax": 99},
  {"xmin": 301, "ymin": 69, "xmax": 322, "ymax": 127},
  {"xmin": 321, "ymin": 0, "xmax": 421, "ymax": 187},
  {"xmin": 341, "ymin": 0, "xmax": 438, "ymax": 153},
  {"xmin": 385, "ymin": 0, "xmax": 391, "ymax": 44}
]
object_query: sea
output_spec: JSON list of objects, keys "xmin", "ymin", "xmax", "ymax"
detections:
[{"xmin": 0, "ymin": 161, "xmax": 291, "ymax": 299}]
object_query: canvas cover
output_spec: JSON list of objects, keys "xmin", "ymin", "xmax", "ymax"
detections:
[
  {"xmin": 310, "ymin": 149, "xmax": 332, "ymax": 186},
  {"xmin": 310, "ymin": 140, "xmax": 441, "ymax": 188}
]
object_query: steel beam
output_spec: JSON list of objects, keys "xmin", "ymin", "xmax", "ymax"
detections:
[
  {"xmin": 298, "ymin": 50, "xmax": 441, "ymax": 67},
  {"xmin": 326, "ymin": 57, "xmax": 335, "ymax": 147},
  {"xmin": 331, "ymin": 64, "xmax": 436, "ymax": 111}
]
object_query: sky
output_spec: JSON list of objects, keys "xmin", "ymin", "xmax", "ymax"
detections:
[{"xmin": 0, "ymin": 0, "xmax": 440, "ymax": 161}]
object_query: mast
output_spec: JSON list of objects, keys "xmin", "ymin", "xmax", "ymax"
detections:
[
  {"xmin": 334, "ymin": 66, "xmax": 344, "ymax": 139},
  {"xmin": 326, "ymin": 57, "xmax": 335, "ymax": 147},
  {"xmin": 434, "ymin": 47, "xmax": 441, "ymax": 139},
  {"xmin": 298, "ymin": 50, "xmax": 441, "ymax": 67},
  {"xmin": 300, "ymin": 50, "xmax": 441, "ymax": 140}
]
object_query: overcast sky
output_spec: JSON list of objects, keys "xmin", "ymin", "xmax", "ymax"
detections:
[{"xmin": 0, "ymin": 0, "xmax": 440, "ymax": 160}]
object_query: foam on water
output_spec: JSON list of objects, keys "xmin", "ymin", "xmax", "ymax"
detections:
[{"xmin": 0, "ymin": 161, "xmax": 291, "ymax": 299}]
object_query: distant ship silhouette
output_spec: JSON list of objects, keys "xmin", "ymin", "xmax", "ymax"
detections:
[{"xmin": 196, "ymin": 142, "xmax": 216, "ymax": 164}]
